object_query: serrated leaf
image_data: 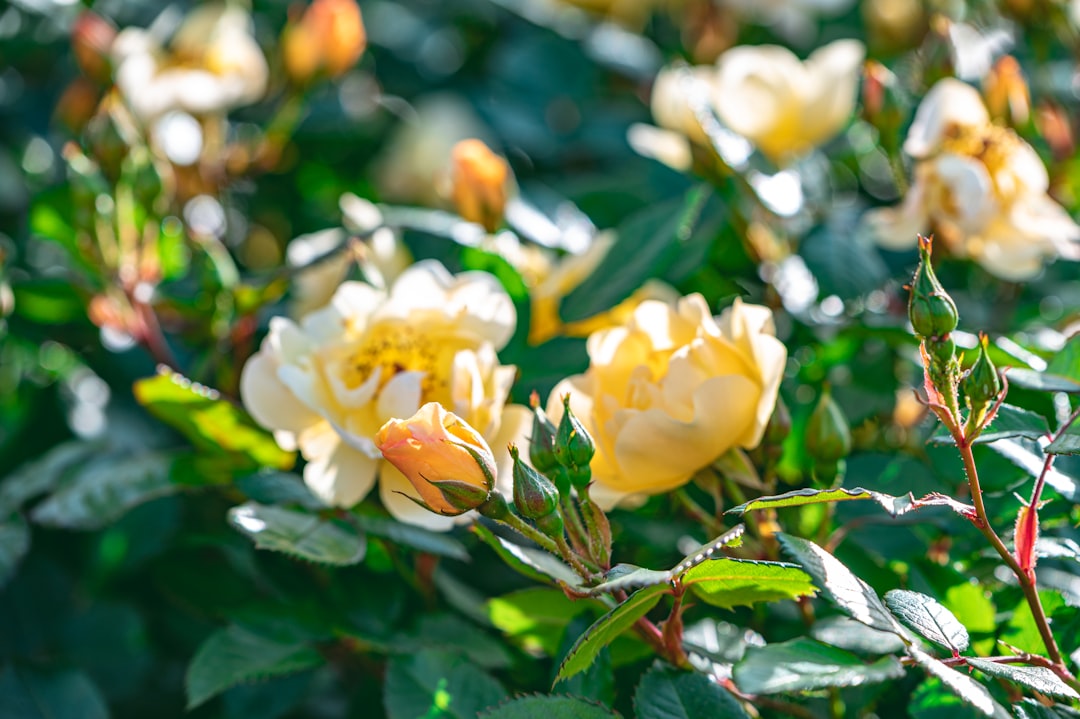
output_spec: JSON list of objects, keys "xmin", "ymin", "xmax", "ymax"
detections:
[
  {"xmin": 478, "ymin": 695, "xmax": 620, "ymax": 719},
  {"xmin": 185, "ymin": 624, "xmax": 323, "ymax": 709},
  {"xmin": 585, "ymin": 564, "xmax": 672, "ymax": 596},
  {"xmin": 777, "ymin": 533, "xmax": 902, "ymax": 634},
  {"xmin": 473, "ymin": 523, "xmax": 583, "ymax": 589},
  {"xmin": 0, "ymin": 665, "xmax": 109, "ymax": 719},
  {"xmin": 634, "ymin": 665, "xmax": 750, "ymax": 719},
  {"xmin": 553, "ymin": 616, "xmax": 614, "ymax": 704},
  {"xmin": 134, "ymin": 368, "xmax": 294, "ymax": 470},
  {"xmin": 384, "ymin": 649, "xmax": 507, "ymax": 719},
  {"xmin": 965, "ymin": 658, "xmax": 1079, "ymax": 700},
  {"xmin": 488, "ymin": 588, "xmax": 594, "ymax": 655},
  {"xmin": 681, "ymin": 558, "xmax": 816, "ymax": 609},
  {"xmin": 910, "ymin": 648, "xmax": 1010, "ymax": 719},
  {"xmin": 811, "ymin": 616, "xmax": 907, "ymax": 655},
  {"xmin": 929, "ymin": 405, "xmax": 1049, "ymax": 446},
  {"xmin": 1047, "ymin": 335, "xmax": 1080, "ymax": 383},
  {"xmin": 729, "ymin": 486, "xmax": 916, "ymax": 516},
  {"xmin": 236, "ymin": 471, "xmax": 323, "ymax": 510},
  {"xmin": 0, "ymin": 440, "xmax": 101, "ymax": 515},
  {"xmin": 556, "ymin": 584, "xmax": 668, "ymax": 683},
  {"xmin": 353, "ymin": 512, "xmax": 468, "ymax": 561},
  {"xmin": 885, "ymin": 589, "xmax": 969, "ymax": 653},
  {"xmin": 228, "ymin": 502, "xmax": 366, "ymax": 565},
  {"xmin": 733, "ymin": 638, "xmax": 904, "ymax": 694},
  {"xmin": 668, "ymin": 525, "xmax": 746, "ymax": 576},
  {"xmin": 31, "ymin": 450, "xmax": 179, "ymax": 530},
  {"xmin": 1006, "ymin": 369, "xmax": 1080, "ymax": 394},
  {"xmin": 0, "ymin": 513, "xmax": 29, "ymax": 588},
  {"xmin": 909, "ymin": 677, "xmax": 989, "ymax": 719},
  {"xmin": 1046, "ymin": 428, "xmax": 1080, "ymax": 457}
]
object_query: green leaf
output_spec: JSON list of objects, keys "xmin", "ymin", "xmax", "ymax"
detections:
[
  {"xmin": 0, "ymin": 514, "xmax": 29, "ymax": 588},
  {"xmin": 929, "ymin": 405, "xmax": 1049, "ymax": 445},
  {"xmin": 1047, "ymin": 334, "xmax": 1080, "ymax": 383},
  {"xmin": 910, "ymin": 648, "xmax": 1009, "ymax": 719},
  {"xmin": 553, "ymin": 616, "xmax": 614, "ymax": 704},
  {"xmin": 987, "ymin": 439, "xmax": 1079, "ymax": 503},
  {"xmin": 943, "ymin": 583, "xmax": 996, "ymax": 655},
  {"xmin": 185, "ymin": 624, "xmax": 323, "ymax": 709},
  {"xmin": 488, "ymin": 588, "xmax": 594, "ymax": 655},
  {"xmin": 30, "ymin": 450, "xmax": 180, "ymax": 530},
  {"xmin": 353, "ymin": 512, "xmax": 469, "ymax": 561},
  {"xmin": 729, "ymin": 486, "xmax": 917, "ymax": 517},
  {"xmin": 777, "ymin": 533, "xmax": 902, "ymax": 634},
  {"xmin": 732, "ymin": 638, "xmax": 904, "ymax": 694},
  {"xmin": 965, "ymin": 658, "xmax": 1079, "ymax": 700},
  {"xmin": 909, "ymin": 678, "xmax": 989, "ymax": 719},
  {"xmin": 1012, "ymin": 698, "xmax": 1080, "ymax": 718},
  {"xmin": 400, "ymin": 614, "xmax": 513, "ymax": 670},
  {"xmin": 884, "ymin": 589, "xmax": 969, "ymax": 653},
  {"xmin": 560, "ymin": 185, "xmax": 717, "ymax": 323},
  {"xmin": 634, "ymin": 665, "xmax": 750, "ymax": 719},
  {"xmin": 473, "ymin": 523, "xmax": 583, "ymax": 589},
  {"xmin": 1003, "ymin": 591, "xmax": 1066, "ymax": 654},
  {"xmin": 478, "ymin": 695, "xmax": 620, "ymax": 719},
  {"xmin": 810, "ymin": 616, "xmax": 907, "ymax": 655},
  {"xmin": 0, "ymin": 440, "xmax": 101, "ymax": 515},
  {"xmin": 0, "ymin": 665, "xmax": 109, "ymax": 719},
  {"xmin": 134, "ymin": 368, "xmax": 294, "ymax": 470},
  {"xmin": 236, "ymin": 471, "xmax": 322, "ymax": 510},
  {"xmin": 1006, "ymin": 369, "xmax": 1080, "ymax": 394},
  {"xmin": 556, "ymin": 584, "xmax": 668, "ymax": 683},
  {"xmin": 228, "ymin": 502, "xmax": 366, "ymax": 565},
  {"xmin": 1046, "ymin": 427, "xmax": 1080, "ymax": 456},
  {"xmin": 681, "ymin": 558, "xmax": 816, "ymax": 609},
  {"xmin": 384, "ymin": 649, "xmax": 507, "ymax": 719},
  {"xmin": 800, "ymin": 214, "xmax": 888, "ymax": 300}
]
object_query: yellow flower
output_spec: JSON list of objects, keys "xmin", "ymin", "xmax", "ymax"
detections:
[
  {"xmin": 450, "ymin": 140, "xmax": 511, "ymax": 233},
  {"xmin": 642, "ymin": 39, "xmax": 864, "ymax": 167},
  {"xmin": 547, "ymin": 295, "xmax": 786, "ymax": 509},
  {"xmin": 375, "ymin": 403, "xmax": 496, "ymax": 516},
  {"xmin": 240, "ymin": 261, "xmax": 530, "ymax": 530},
  {"xmin": 282, "ymin": 0, "xmax": 367, "ymax": 84},
  {"xmin": 111, "ymin": 4, "xmax": 268, "ymax": 121},
  {"xmin": 867, "ymin": 78, "xmax": 1080, "ymax": 280}
]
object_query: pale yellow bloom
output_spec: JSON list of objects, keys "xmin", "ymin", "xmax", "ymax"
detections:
[
  {"xmin": 547, "ymin": 296, "xmax": 786, "ymax": 509},
  {"xmin": 867, "ymin": 78, "xmax": 1080, "ymax": 280},
  {"xmin": 240, "ymin": 261, "xmax": 530, "ymax": 530},
  {"xmin": 375, "ymin": 403, "xmax": 495, "ymax": 516},
  {"xmin": 111, "ymin": 5, "xmax": 268, "ymax": 121},
  {"xmin": 643, "ymin": 39, "xmax": 864, "ymax": 167}
]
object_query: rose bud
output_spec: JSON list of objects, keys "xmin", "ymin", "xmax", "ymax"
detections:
[
  {"xmin": 450, "ymin": 139, "xmax": 510, "ymax": 233},
  {"xmin": 375, "ymin": 402, "xmax": 496, "ymax": 516}
]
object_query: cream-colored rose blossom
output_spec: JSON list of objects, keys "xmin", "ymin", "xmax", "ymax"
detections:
[
  {"xmin": 643, "ymin": 39, "xmax": 864, "ymax": 167},
  {"xmin": 112, "ymin": 5, "xmax": 268, "ymax": 122},
  {"xmin": 867, "ymin": 78, "xmax": 1080, "ymax": 280},
  {"xmin": 240, "ymin": 261, "xmax": 531, "ymax": 530},
  {"xmin": 547, "ymin": 295, "xmax": 786, "ymax": 509}
]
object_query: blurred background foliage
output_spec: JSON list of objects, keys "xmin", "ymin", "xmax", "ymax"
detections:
[{"xmin": 5, "ymin": 0, "xmax": 1080, "ymax": 717}]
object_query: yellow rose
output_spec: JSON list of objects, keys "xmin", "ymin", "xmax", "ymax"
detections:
[
  {"xmin": 867, "ymin": 78, "xmax": 1080, "ymax": 280},
  {"xmin": 642, "ymin": 39, "xmax": 864, "ymax": 167},
  {"xmin": 547, "ymin": 295, "xmax": 786, "ymax": 509},
  {"xmin": 240, "ymin": 260, "xmax": 530, "ymax": 530},
  {"xmin": 375, "ymin": 403, "xmax": 495, "ymax": 516}
]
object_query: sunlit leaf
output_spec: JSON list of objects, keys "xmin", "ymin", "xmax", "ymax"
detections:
[
  {"xmin": 733, "ymin": 638, "xmax": 904, "ymax": 694},
  {"xmin": 473, "ymin": 523, "xmax": 583, "ymax": 589},
  {"xmin": 965, "ymin": 658, "xmax": 1078, "ymax": 700},
  {"xmin": 810, "ymin": 616, "xmax": 907, "ymax": 655},
  {"xmin": 884, "ymin": 589, "xmax": 969, "ymax": 653},
  {"xmin": 681, "ymin": 558, "xmax": 816, "ymax": 609},
  {"xmin": 910, "ymin": 648, "xmax": 1009, "ymax": 719},
  {"xmin": 228, "ymin": 502, "xmax": 366, "ymax": 565}
]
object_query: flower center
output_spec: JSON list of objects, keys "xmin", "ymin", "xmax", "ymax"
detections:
[
  {"xmin": 940, "ymin": 123, "xmax": 1024, "ymax": 187},
  {"xmin": 343, "ymin": 323, "xmax": 457, "ymax": 401}
]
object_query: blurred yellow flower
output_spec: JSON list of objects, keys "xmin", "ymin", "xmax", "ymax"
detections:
[
  {"xmin": 375, "ymin": 402, "xmax": 496, "ymax": 516},
  {"xmin": 645, "ymin": 39, "xmax": 864, "ymax": 166},
  {"xmin": 867, "ymin": 78, "xmax": 1080, "ymax": 280},
  {"xmin": 450, "ymin": 140, "xmax": 511, "ymax": 233},
  {"xmin": 240, "ymin": 261, "xmax": 530, "ymax": 529},
  {"xmin": 111, "ymin": 4, "xmax": 268, "ymax": 121},
  {"xmin": 547, "ymin": 295, "xmax": 786, "ymax": 509},
  {"xmin": 282, "ymin": 0, "xmax": 366, "ymax": 84}
]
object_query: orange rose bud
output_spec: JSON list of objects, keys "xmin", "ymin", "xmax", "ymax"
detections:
[
  {"xmin": 984, "ymin": 55, "xmax": 1030, "ymax": 126},
  {"xmin": 375, "ymin": 402, "xmax": 496, "ymax": 516},
  {"xmin": 450, "ymin": 139, "xmax": 510, "ymax": 233},
  {"xmin": 283, "ymin": 0, "xmax": 366, "ymax": 84}
]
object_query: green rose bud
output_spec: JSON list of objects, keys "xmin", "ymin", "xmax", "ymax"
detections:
[
  {"xmin": 908, "ymin": 235, "xmax": 959, "ymax": 340},
  {"xmin": 962, "ymin": 333, "xmax": 1001, "ymax": 423},
  {"xmin": 554, "ymin": 394, "xmax": 595, "ymax": 469},
  {"xmin": 806, "ymin": 386, "xmax": 852, "ymax": 466},
  {"xmin": 528, "ymin": 391, "xmax": 560, "ymax": 475},
  {"xmin": 510, "ymin": 445, "xmax": 559, "ymax": 520}
]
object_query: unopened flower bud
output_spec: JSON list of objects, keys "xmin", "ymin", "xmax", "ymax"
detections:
[
  {"xmin": 450, "ymin": 139, "xmax": 510, "ymax": 233},
  {"xmin": 567, "ymin": 464, "xmax": 592, "ymax": 491},
  {"xmin": 765, "ymin": 395, "xmax": 792, "ymax": 446},
  {"xmin": 71, "ymin": 11, "xmax": 117, "ymax": 85},
  {"xmin": 806, "ymin": 386, "xmax": 852, "ymax": 467},
  {"xmin": 528, "ymin": 391, "xmax": 560, "ymax": 475},
  {"xmin": 962, "ymin": 334, "xmax": 1001, "ymax": 417},
  {"xmin": 908, "ymin": 235, "xmax": 958, "ymax": 340},
  {"xmin": 861, "ymin": 61, "xmax": 906, "ymax": 152},
  {"xmin": 282, "ymin": 0, "xmax": 366, "ymax": 84},
  {"xmin": 510, "ymin": 445, "xmax": 559, "ymax": 520},
  {"xmin": 554, "ymin": 394, "xmax": 595, "ymax": 469},
  {"xmin": 984, "ymin": 55, "xmax": 1030, "ymax": 126},
  {"xmin": 375, "ymin": 402, "xmax": 495, "ymax": 516}
]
